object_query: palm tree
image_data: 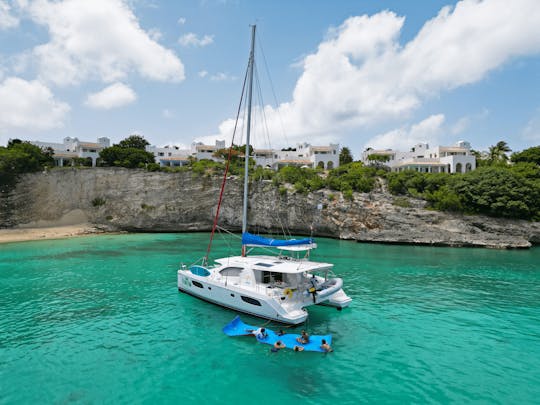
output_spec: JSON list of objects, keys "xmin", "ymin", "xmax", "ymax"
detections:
[{"xmin": 488, "ymin": 141, "xmax": 512, "ymax": 163}]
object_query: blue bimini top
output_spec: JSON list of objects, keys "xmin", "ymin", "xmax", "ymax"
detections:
[{"xmin": 241, "ymin": 232, "xmax": 314, "ymax": 248}]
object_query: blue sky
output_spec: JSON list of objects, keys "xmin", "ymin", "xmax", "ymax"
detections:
[{"xmin": 1, "ymin": 0, "xmax": 539, "ymax": 159}]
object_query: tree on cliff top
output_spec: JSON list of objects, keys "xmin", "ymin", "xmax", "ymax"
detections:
[
  {"xmin": 511, "ymin": 145, "xmax": 540, "ymax": 165},
  {"xmin": 98, "ymin": 135, "xmax": 154, "ymax": 168},
  {"xmin": 117, "ymin": 134, "xmax": 150, "ymax": 150},
  {"xmin": 339, "ymin": 147, "xmax": 353, "ymax": 165}
]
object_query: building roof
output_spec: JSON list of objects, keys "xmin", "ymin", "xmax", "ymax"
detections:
[
  {"xmin": 439, "ymin": 146, "xmax": 468, "ymax": 152},
  {"xmin": 78, "ymin": 142, "xmax": 103, "ymax": 148},
  {"xmin": 159, "ymin": 156, "xmax": 190, "ymax": 161},
  {"xmin": 53, "ymin": 152, "xmax": 78, "ymax": 158},
  {"xmin": 196, "ymin": 145, "xmax": 218, "ymax": 151},
  {"xmin": 311, "ymin": 146, "xmax": 334, "ymax": 152},
  {"xmin": 367, "ymin": 150, "xmax": 395, "ymax": 155}
]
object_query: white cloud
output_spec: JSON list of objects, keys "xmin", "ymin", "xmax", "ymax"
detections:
[
  {"xmin": 178, "ymin": 32, "xmax": 214, "ymax": 47},
  {"xmin": 198, "ymin": 70, "xmax": 208, "ymax": 78},
  {"xmin": 177, "ymin": 17, "xmax": 186, "ymax": 25},
  {"xmin": 0, "ymin": 0, "xmax": 18, "ymax": 29},
  {"xmin": 0, "ymin": 77, "xmax": 70, "ymax": 135},
  {"xmin": 23, "ymin": 0, "xmax": 184, "ymax": 86},
  {"xmin": 162, "ymin": 108, "xmax": 173, "ymax": 118},
  {"xmin": 147, "ymin": 27, "xmax": 162, "ymax": 41},
  {"xmin": 365, "ymin": 114, "xmax": 445, "ymax": 150},
  {"xmin": 209, "ymin": 72, "xmax": 235, "ymax": 81},
  {"xmin": 84, "ymin": 82, "xmax": 136, "ymax": 109},
  {"xmin": 211, "ymin": 0, "xmax": 540, "ymax": 146}
]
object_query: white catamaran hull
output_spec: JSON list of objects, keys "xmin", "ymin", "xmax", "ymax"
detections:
[{"xmin": 177, "ymin": 271, "xmax": 309, "ymax": 324}]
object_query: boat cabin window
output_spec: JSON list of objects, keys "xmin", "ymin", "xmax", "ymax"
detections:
[
  {"xmin": 220, "ymin": 267, "xmax": 243, "ymax": 277},
  {"xmin": 192, "ymin": 281, "xmax": 204, "ymax": 288},
  {"xmin": 241, "ymin": 296, "xmax": 262, "ymax": 306},
  {"xmin": 262, "ymin": 271, "xmax": 283, "ymax": 284}
]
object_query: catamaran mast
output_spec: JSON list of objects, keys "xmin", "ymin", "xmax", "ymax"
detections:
[{"xmin": 241, "ymin": 24, "xmax": 256, "ymax": 256}]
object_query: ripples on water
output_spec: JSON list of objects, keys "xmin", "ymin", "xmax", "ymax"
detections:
[{"xmin": 1, "ymin": 234, "xmax": 539, "ymax": 404}]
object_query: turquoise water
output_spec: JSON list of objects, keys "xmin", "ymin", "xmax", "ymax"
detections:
[{"xmin": 1, "ymin": 233, "xmax": 539, "ymax": 404}]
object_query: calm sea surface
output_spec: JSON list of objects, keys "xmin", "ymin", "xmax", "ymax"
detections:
[{"xmin": 1, "ymin": 233, "xmax": 539, "ymax": 404}]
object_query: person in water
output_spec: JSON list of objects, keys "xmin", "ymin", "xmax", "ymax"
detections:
[
  {"xmin": 271, "ymin": 340, "xmax": 286, "ymax": 352},
  {"xmin": 248, "ymin": 327, "xmax": 268, "ymax": 339},
  {"xmin": 277, "ymin": 329, "xmax": 285, "ymax": 336},
  {"xmin": 320, "ymin": 339, "xmax": 333, "ymax": 353},
  {"xmin": 293, "ymin": 345, "xmax": 304, "ymax": 352},
  {"xmin": 296, "ymin": 330, "xmax": 310, "ymax": 344}
]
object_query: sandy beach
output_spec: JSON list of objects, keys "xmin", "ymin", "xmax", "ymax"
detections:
[{"xmin": 0, "ymin": 224, "xmax": 108, "ymax": 244}]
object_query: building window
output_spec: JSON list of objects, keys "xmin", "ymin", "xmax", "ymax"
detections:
[{"xmin": 159, "ymin": 152, "xmax": 164, "ymax": 156}]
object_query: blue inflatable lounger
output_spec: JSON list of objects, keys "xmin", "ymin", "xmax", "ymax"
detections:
[{"xmin": 222, "ymin": 316, "xmax": 332, "ymax": 353}]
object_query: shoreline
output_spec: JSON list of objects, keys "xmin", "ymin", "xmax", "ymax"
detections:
[{"xmin": 0, "ymin": 224, "xmax": 111, "ymax": 245}]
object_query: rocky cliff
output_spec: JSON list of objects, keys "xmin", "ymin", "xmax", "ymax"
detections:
[{"xmin": 2, "ymin": 167, "xmax": 539, "ymax": 248}]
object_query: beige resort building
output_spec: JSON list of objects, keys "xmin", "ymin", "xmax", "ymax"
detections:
[{"xmin": 361, "ymin": 141, "xmax": 476, "ymax": 173}]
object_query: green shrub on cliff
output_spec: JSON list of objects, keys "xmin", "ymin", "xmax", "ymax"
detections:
[
  {"xmin": 326, "ymin": 162, "xmax": 377, "ymax": 193},
  {"xmin": 385, "ymin": 166, "xmax": 540, "ymax": 220},
  {"xmin": 0, "ymin": 140, "xmax": 54, "ymax": 190}
]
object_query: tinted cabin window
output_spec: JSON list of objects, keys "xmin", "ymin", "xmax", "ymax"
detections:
[
  {"xmin": 192, "ymin": 281, "xmax": 204, "ymax": 288},
  {"xmin": 262, "ymin": 271, "xmax": 283, "ymax": 284},
  {"xmin": 241, "ymin": 296, "xmax": 261, "ymax": 306}
]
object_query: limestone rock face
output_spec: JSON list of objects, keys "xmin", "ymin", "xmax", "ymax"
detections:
[{"xmin": 2, "ymin": 168, "xmax": 539, "ymax": 248}]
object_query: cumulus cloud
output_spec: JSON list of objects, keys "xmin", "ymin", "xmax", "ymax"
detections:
[
  {"xmin": 84, "ymin": 82, "xmax": 136, "ymax": 109},
  {"xmin": 365, "ymin": 114, "xmax": 446, "ymax": 150},
  {"xmin": 0, "ymin": 0, "xmax": 18, "ymax": 29},
  {"xmin": 211, "ymin": 0, "xmax": 540, "ymax": 148},
  {"xmin": 198, "ymin": 70, "xmax": 208, "ymax": 78},
  {"xmin": 23, "ymin": 0, "xmax": 184, "ymax": 86},
  {"xmin": 210, "ymin": 72, "xmax": 235, "ymax": 81},
  {"xmin": 178, "ymin": 32, "xmax": 214, "ymax": 47},
  {"xmin": 0, "ymin": 77, "xmax": 70, "ymax": 136}
]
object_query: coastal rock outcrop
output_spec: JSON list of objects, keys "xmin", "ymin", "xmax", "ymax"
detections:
[{"xmin": 2, "ymin": 168, "xmax": 539, "ymax": 248}]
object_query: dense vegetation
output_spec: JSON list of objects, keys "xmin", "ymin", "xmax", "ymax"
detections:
[
  {"xmin": 385, "ymin": 144, "xmax": 540, "ymax": 220},
  {"xmin": 0, "ymin": 139, "xmax": 54, "ymax": 191}
]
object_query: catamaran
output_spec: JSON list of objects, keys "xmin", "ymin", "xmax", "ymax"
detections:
[{"xmin": 177, "ymin": 25, "xmax": 352, "ymax": 325}]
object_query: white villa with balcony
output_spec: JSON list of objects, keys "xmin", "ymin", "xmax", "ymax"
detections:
[
  {"xmin": 362, "ymin": 141, "xmax": 476, "ymax": 173},
  {"xmin": 31, "ymin": 137, "xmax": 110, "ymax": 167},
  {"xmin": 146, "ymin": 144, "xmax": 192, "ymax": 167},
  {"xmin": 258, "ymin": 142, "xmax": 339, "ymax": 170}
]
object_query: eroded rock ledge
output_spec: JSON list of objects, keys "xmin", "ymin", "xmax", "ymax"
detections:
[{"xmin": 2, "ymin": 168, "xmax": 539, "ymax": 248}]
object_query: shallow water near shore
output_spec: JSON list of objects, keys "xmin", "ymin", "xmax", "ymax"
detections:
[{"xmin": 1, "ymin": 233, "xmax": 539, "ymax": 404}]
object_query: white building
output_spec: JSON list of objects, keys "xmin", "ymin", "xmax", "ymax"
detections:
[
  {"xmin": 362, "ymin": 141, "xmax": 476, "ymax": 173},
  {"xmin": 262, "ymin": 142, "xmax": 339, "ymax": 170},
  {"xmin": 146, "ymin": 145, "xmax": 192, "ymax": 167},
  {"xmin": 192, "ymin": 140, "xmax": 226, "ymax": 161},
  {"xmin": 31, "ymin": 136, "xmax": 110, "ymax": 167}
]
